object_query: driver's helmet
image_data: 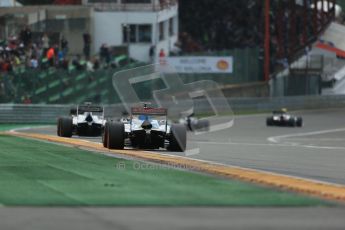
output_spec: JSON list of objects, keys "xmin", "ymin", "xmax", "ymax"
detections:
[
  {"xmin": 138, "ymin": 114, "xmax": 150, "ymax": 121},
  {"xmin": 281, "ymin": 108, "xmax": 287, "ymax": 113}
]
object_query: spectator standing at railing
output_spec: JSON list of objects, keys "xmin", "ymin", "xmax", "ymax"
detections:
[
  {"xmin": 159, "ymin": 48, "xmax": 166, "ymax": 58},
  {"xmin": 83, "ymin": 33, "xmax": 91, "ymax": 60},
  {"xmin": 149, "ymin": 45, "xmax": 155, "ymax": 63},
  {"xmin": 46, "ymin": 46, "xmax": 55, "ymax": 67},
  {"xmin": 20, "ymin": 26, "xmax": 32, "ymax": 48},
  {"xmin": 100, "ymin": 43, "xmax": 110, "ymax": 66},
  {"xmin": 30, "ymin": 55, "xmax": 38, "ymax": 69},
  {"xmin": 42, "ymin": 33, "xmax": 50, "ymax": 55},
  {"xmin": 60, "ymin": 35, "xmax": 69, "ymax": 56}
]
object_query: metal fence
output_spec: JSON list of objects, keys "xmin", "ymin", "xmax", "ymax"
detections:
[{"xmin": 1, "ymin": 95, "xmax": 345, "ymax": 123}]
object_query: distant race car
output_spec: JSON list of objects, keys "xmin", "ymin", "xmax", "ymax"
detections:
[
  {"xmin": 103, "ymin": 105, "xmax": 187, "ymax": 152},
  {"xmin": 266, "ymin": 109, "xmax": 303, "ymax": 127},
  {"xmin": 179, "ymin": 115, "xmax": 210, "ymax": 132},
  {"xmin": 57, "ymin": 103, "xmax": 106, "ymax": 137}
]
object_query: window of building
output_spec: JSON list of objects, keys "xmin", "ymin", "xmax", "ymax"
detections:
[
  {"xmin": 123, "ymin": 24, "xmax": 152, "ymax": 43},
  {"xmin": 169, "ymin": 18, "xmax": 174, "ymax": 36},
  {"xmin": 138, "ymin": 25, "xmax": 152, "ymax": 42},
  {"xmin": 159, "ymin": 22, "xmax": 164, "ymax": 41}
]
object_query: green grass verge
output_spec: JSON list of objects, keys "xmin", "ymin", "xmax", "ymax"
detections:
[{"xmin": 0, "ymin": 134, "xmax": 329, "ymax": 206}]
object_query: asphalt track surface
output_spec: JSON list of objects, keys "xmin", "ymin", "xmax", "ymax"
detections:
[
  {"xmin": 6, "ymin": 108, "xmax": 345, "ymax": 229},
  {"xmin": 22, "ymin": 108, "xmax": 345, "ymax": 185}
]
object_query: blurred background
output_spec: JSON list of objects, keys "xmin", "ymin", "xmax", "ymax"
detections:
[{"xmin": 0, "ymin": 0, "xmax": 344, "ymax": 105}]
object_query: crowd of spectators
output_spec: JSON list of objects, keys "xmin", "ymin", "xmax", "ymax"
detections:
[
  {"xmin": 0, "ymin": 26, "xmax": 126, "ymax": 103},
  {"xmin": 178, "ymin": 0, "xmax": 331, "ymax": 72},
  {"xmin": 0, "ymin": 26, "xmax": 70, "ymax": 73},
  {"xmin": 0, "ymin": 26, "xmax": 122, "ymax": 76},
  {"xmin": 178, "ymin": 0, "xmax": 263, "ymax": 53}
]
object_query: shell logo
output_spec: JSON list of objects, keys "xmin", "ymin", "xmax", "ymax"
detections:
[{"xmin": 217, "ymin": 60, "xmax": 229, "ymax": 70}]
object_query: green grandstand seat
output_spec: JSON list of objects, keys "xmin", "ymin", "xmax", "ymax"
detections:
[
  {"xmin": 76, "ymin": 73, "xmax": 87, "ymax": 81},
  {"xmin": 38, "ymin": 72, "xmax": 47, "ymax": 79},
  {"xmin": 34, "ymin": 86, "xmax": 47, "ymax": 95},
  {"xmin": 48, "ymin": 94, "xmax": 61, "ymax": 103},
  {"xmin": 48, "ymin": 79, "xmax": 60, "ymax": 89},
  {"xmin": 62, "ymin": 88, "xmax": 74, "ymax": 97},
  {"xmin": 68, "ymin": 65, "xmax": 76, "ymax": 72}
]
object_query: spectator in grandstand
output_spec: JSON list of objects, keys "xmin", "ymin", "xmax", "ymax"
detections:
[
  {"xmin": 99, "ymin": 43, "xmax": 110, "ymax": 65},
  {"xmin": 20, "ymin": 25, "xmax": 32, "ymax": 48},
  {"xmin": 72, "ymin": 55, "xmax": 85, "ymax": 71},
  {"xmin": 22, "ymin": 95, "xmax": 32, "ymax": 104},
  {"xmin": 42, "ymin": 33, "xmax": 50, "ymax": 55},
  {"xmin": 57, "ymin": 49, "xmax": 64, "ymax": 63},
  {"xmin": 93, "ymin": 58, "xmax": 100, "ymax": 71},
  {"xmin": 0, "ymin": 77, "xmax": 4, "ymax": 100},
  {"xmin": 46, "ymin": 46, "xmax": 55, "ymax": 67},
  {"xmin": 30, "ymin": 55, "xmax": 38, "ymax": 69},
  {"xmin": 60, "ymin": 35, "xmax": 69, "ymax": 56},
  {"xmin": 159, "ymin": 49, "xmax": 166, "ymax": 58},
  {"xmin": 83, "ymin": 33, "xmax": 91, "ymax": 60},
  {"xmin": 86, "ymin": 59, "xmax": 94, "ymax": 72},
  {"xmin": 149, "ymin": 45, "xmax": 155, "ymax": 63}
]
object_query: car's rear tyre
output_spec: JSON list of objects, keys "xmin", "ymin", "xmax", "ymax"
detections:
[
  {"xmin": 57, "ymin": 117, "xmax": 61, "ymax": 136},
  {"xmin": 168, "ymin": 124, "xmax": 187, "ymax": 152},
  {"xmin": 266, "ymin": 117, "xmax": 273, "ymax": 126},
  {"xmin": 296, "ymin": 117, "xmax": 303, "ymax": 127},
  {"xmin": 102, "ymin": 122, "xmax": 109, "ymax": 148},
  {"xmin": 107, "ymin": 122, "xmax": 125, "ymax": 149},
  {"xmin": 59, "ymin": 117, "xmax": 73, "ymax": 137}
]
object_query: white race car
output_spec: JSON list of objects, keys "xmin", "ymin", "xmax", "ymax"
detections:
[
  {"xmin": 103, "ymin": 105, "xmax": 187, "ymax": 152},
  {"xmin": 266, "ymin": 109, "xmax": 303, "ymax": 127},
  {"xmin": 57, "ymin": 103, "xmax": 106, "ymax": 137}
]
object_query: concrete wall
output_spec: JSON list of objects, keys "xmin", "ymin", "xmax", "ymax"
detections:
[{"xmin": 1, "ymin": 95, "xmax": 345, "ymax": 123}]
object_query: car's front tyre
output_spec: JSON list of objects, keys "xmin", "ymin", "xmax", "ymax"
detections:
[
  {"xmin": 296, "ymin": 117, "xmax": 303, "ymax": 127},
  {"xmin": 266, "ymin": 117, "xmax": 273, "ymax": 126},
  {"xmin": 102, "ymin": 122, "xmax": 109, "ymax": 148}
]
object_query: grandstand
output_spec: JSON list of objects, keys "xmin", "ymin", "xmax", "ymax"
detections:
[{"xmin": 0, "ymin": 58, "xmax": 146, "ymax": 104}]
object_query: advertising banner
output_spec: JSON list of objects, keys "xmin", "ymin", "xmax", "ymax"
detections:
[{"xmin": 160, "ymin": 56, "xmax": 233, "ymax": 73}]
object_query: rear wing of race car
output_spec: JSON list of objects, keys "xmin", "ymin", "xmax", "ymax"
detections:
[
  {"xmin": 78, "ymin": 105, "xmax": 104, "ymax": 114},
  {"xmin": 131, "ymin": 107, "xmax": 167, "ymax": 116}
]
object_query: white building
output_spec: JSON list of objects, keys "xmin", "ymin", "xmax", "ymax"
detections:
[
  {"xmin": 83, "ymin": 0, "xmax": 178, "ymax": 63},
  {"xmin": 0, "ymin": 0, "xmax": 21, "ymax": 7}
]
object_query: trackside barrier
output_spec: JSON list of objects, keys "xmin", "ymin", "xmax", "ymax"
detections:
[{"xmin": 1, "ymin": 95, "xmax": 345, "ymax": 123}]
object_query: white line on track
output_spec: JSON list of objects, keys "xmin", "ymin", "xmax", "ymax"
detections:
[
  {"xmin": 194, "ymin": 141, "xmax": 294, "ymax": 147},
  {"xmin": 195, "ymin": 140, "xmax": 345, "ymax": 150},
  {"xmin": 9, "ymin": 125, "xmax": 53, "ymax": 133},
  {"xmin": 267, "ymin": 128, "xmax": 345, "ymax": 144}
]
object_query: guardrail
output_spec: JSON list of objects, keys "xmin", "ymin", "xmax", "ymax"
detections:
[{"xmin": 1, "ymin": 95, "xmax": 345, "ymax": 123}]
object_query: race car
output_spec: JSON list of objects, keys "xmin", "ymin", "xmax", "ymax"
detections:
[
  {"xmin": 57, "ymin": 103, "xmax": 106, "ymax": 137},
  {"xmin": 266, "ymin": 109, "xmax": 303, "ymax": 127},
  {"xmin": 103, "ymin": 105, "xmax": 187, "ymax": 152},
  {"xmin": 179, "ymin": 114, "xmax": 210, "ymax": 132}
]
